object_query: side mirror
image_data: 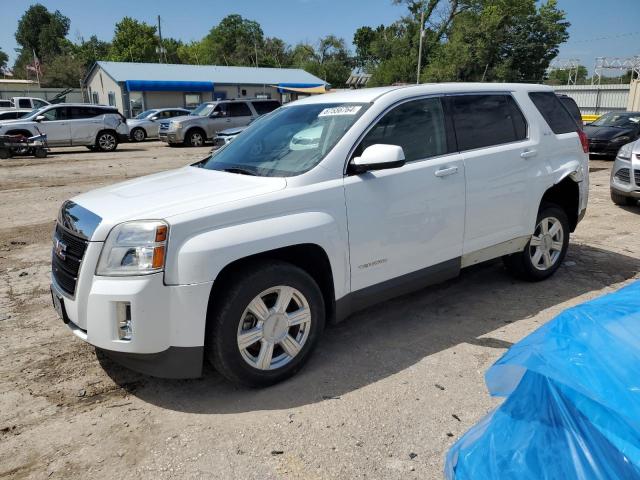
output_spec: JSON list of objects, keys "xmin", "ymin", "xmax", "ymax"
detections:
[
  {"xmin": 149, "ymin": 116, "xmax": 159, "ymax": 121},
  {"xmin": 35, "ymin": 115, "xmax": 46, "ymax": 122},
  {"xmin": 349, "ymin": 144, "xmax": 406, "ymax": 174},
  {"xmin": 209, "ymin": 111, "xmax": 220, "ymax": 117}
]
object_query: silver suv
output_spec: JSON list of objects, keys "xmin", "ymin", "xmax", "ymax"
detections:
[
  {"xmin": 0, "ymin": 104, "xmax": 129, "ymax": 152},
  {"xmin": 127, "ymin": 108, "xmax": 190, "ymax": 142},
  {"xmin": 159, "ymin": 99, "xmax": 280, "ymax": 147}
]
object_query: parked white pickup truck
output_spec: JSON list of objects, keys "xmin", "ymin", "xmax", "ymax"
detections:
[
  {"xmin": 0, "ymin": 96, "xmax": 50, "ymax": 110},
  {"xmin": 50, "ymin": 83, "xmax": 588, "ymax": 387}
]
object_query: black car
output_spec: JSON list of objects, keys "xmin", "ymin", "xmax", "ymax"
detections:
[{"xmin": 585, "ymin": 111, "xmax": 640, "ymax": 156}]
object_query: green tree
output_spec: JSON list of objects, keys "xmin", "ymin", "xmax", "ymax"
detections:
[
  {"xmin": 176, "ymin": 40, "xmax": 208, "ymax": 65},
  {"xmin": 201, "ymin": 14, "xmax": 264, "ymax": 66},
  {"xmin": 42, "ymin": 54, "xmax": 85, "ymax": 87},
  {"xmin": 546, "ymin": 65, "xmax": 588, "ymax": 85},
  {"xmin": 291, "ymin": 36, "xmax": 352, "ymax": 87},
  {"xmin": 108, "ymin": 17, "xmax": 157, "ymax": 62},
  {"xmin": 0, "ymin": 48, "xmax": 8, "ymax": 70},
  {"xmin": 162, "ymin": 38, "xmax": 184, "ymax": 64},
  {"xmin": 74, "ymin": 35, "xmax": 111, "ymax": 68}
]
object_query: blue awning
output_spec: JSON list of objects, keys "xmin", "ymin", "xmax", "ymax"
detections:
[{"xmin": 125, "ymin": 80, "xmax": 215, "ymax": 92}]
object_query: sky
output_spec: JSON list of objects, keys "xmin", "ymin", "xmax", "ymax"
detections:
[{"xmin": 1, "ymin": 0, "xmax": 639, "ymax": 74}]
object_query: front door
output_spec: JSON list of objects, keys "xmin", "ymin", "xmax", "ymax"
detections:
[
  {"xmin": 37, "ymin": 106, "xmax": 71, "ymax": 146},
  {"xmin": 344, "ymin": 96, "xmax": 466, "ymax": 293}
]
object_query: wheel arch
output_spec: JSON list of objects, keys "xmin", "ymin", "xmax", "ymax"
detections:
[
  {"xmin": 185, "ymin": 126, "xmax": 207, "ymax": 142},
  {"xmin": 130, "ymin": 126, "xmax": 146, "ymax": 139},
  {"xmin": 205, "ymin": 243, "xmax": 337, "ymax": 328},
  {"xmin": 4, "ymin": 129, "xmax": 34, "ymax": 137},
  {"xmin": 540, "ymin": 175, "xmax": 580, "ymax": 232}
]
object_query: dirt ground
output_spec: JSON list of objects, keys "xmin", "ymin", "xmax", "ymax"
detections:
[{"xmin": 1, "ymin": 142, "xmax": 638, "ymax": 480}]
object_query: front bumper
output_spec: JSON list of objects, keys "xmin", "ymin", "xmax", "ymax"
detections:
[
  {"xmin": 589, "ymin": 140, "xmax": 625, "ymax": 156},
  {"xmin": 51, "ymin": 243, "xmax": 212, "ymax": 378},
  {"xmin": 610, "ymin": 156, "xmax": 640, "ymax": 198},
  {"xmin": 159, "ymin": 130, "xmax": 183, "ymax": 144},
  {"xmin": 117, "ymin": 133, "xmax": 130, "ymax": 143}
]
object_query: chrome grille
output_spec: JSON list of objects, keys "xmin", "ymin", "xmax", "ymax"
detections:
[
  {"xmin": 615, "ymin": 168, "xmax": 630, "ymax": 183},
  {"xmin": 52, "ymin": 224, "xmax": 88, "ymax": 296},
  {"xmin": 159, "ymin": 122, "xmax": 170, "ymax": 131},
  {"xmin": 635, "ymin": 169, "xmax": 640, "ymax": 186}
]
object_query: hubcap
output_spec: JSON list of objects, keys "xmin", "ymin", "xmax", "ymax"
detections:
[
  {"xmin": 237, "ymin": 286, "xmax": 312, "ymax": 371},
  {"xmin": 529, "ymin": 216, "xmax": 564, "ymax": 271},
  {"xmin": 133, "ymin": 129, "xmax": 144, "ymax": 141},
  {"xmin": 99, "ymin": 134, "xmax": 116, "ymax": 150},
  {"xmin": 191, "ymin": 133, "xmax": 203, "ymax": 146}
]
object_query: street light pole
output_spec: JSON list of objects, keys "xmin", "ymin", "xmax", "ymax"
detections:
[{"xmin": 417, "ymin": 9, "xmax": 425, "ymax": 84}]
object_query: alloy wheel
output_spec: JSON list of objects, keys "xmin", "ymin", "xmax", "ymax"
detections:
[
  {"xmin": 529, "ymin": 216, "xmax": 564, "ymax": 271},
  {"xmin": 98, "ymin": 133, "xmax": 116, "ymax": 151},
  {"xmin": 190, "ymin": 132, "xmax": 203, "ymax": 147},
  {"xmin": 237, "ymin": 286, "xmax": 312, "ymax": 371}
]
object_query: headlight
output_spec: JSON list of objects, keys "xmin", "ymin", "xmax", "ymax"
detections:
[
  {"xmin": 170, "ymin": 121, "xmax": 182, "ymax": 129},
  {"xmin": 617, "ymin": 142, "xmax": 635, "ymax": 160},
  {"xmin": 96, "ymin": 221, "xmax": 168, "ymax": 276},
  {"xmin": 612, "ymin": 135, "xmax": 631, "ymax": 144}
]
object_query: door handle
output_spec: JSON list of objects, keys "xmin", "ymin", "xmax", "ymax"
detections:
[
  {"xmin": 520, "ymin": 149, "xmax": 537, "ymax": 159},
  {"xmin": 434, "ymin": 166, "xmax": 459, "ymax": 178}
]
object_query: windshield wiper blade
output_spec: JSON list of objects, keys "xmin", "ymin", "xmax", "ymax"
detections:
[{"xmin": 222, "ymin": 167, "xmax": 257, "ymax": 176}]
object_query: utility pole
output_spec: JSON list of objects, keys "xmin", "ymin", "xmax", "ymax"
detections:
[
  {"xmin": 157, "ymin": 15, "xmax": 166, "ymax": 63},
  {"xmin": 416, "ymin": 8, "xmax": 425, "ymax": 84}
]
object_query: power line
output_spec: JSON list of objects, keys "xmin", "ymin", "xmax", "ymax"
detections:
[{"xmin": 563, "ymin": 31, "xmax": 640, "ymax": 45}]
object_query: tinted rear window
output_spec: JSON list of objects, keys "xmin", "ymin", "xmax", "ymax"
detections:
[
  {"xmin": 252, "ymin": 101, "xmax": 280, "ymax": 115},
  {"xmin": 529, "ymin": 92, "xmax": 577, "ymax": 134},
  {"xmin": 451, "ymin": 94, "xmax": 527, "ymax": 151},
  {"xmin": 557, "ymin": 96, "xmax": 582, "ymax": 126},
  {"xmin": 229, "ymin": 102, "xmax": 252, "ymax": 117}
]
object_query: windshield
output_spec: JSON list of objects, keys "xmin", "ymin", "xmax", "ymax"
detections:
[
  {"xmin": 196, "ymin": 103, "xmax": 368, "ymax": 177},
  {"xmin": 190, "ymin": 103, "xmax": 216, "ymax": 116},
  {"xmin": 591, "ymin": 113, "xmax": 640, "ymax": 128},
  {"xmin": 135, "ymin": 109, "xmax": 158, "ymax": 119}
]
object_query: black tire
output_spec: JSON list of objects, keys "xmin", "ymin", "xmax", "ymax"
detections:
[
  {"xmin": 130, "ymin": 127, "xmax": 146, "ymax": 142},
  {"xmin": 95, "ymin": 131, "xmax": 118, "ymax": 152},
  {"xmin": 611, "ymin": 190, "xmax": 637, "ymax": 206},
  {"xmin": 503, "ymin": 204, "xmax": 570, "ymax": 282},
  {"xmin": 34, "ymin": 148, "xmax": 47, "ymax": 158},
  {"xmin": 207, "ymin": 260, "xmax": 325, "ymax": 387},
  {"xmin": 0, "ymin": 148, "xmax": 11, "ymax": 159},
  {"xmin": 184, "ymin": 129, "xmax": 206, "ymax": 147}
]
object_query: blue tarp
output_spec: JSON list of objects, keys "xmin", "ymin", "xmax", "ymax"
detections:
[
  {"xmin": 446, "ymin": 280, "xmax": 640, "ymax": 479},
  {"xmin": 125, "ymin": 80, "xmax": 214, "ymax": 92}
]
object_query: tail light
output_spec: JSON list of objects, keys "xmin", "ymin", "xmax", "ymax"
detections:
[{"xmin": 578, "ymin": 129, "xmax": 589, "ymax": 154}]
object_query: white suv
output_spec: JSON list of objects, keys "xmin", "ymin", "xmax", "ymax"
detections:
[
  {"xmin": 0, "ymin": 104, "xmax": 129, "ymax": 151},
  {"xmin": 50, "ymin": 84, "xmax": 588, "ymax": 386}
]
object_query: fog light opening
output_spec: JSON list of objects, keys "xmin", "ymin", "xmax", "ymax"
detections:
[{"xmin": 116, "ymin": 301, "xmax": 132, "ymax": 341}]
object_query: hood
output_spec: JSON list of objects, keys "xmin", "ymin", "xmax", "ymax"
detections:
[
  {"xmin": 71, "ymin": 166, "xmax": 287, "ymax": 241},
  {"xmin": 168, "ymin": 114, "xmax": 197, "ymax": 124},
  {"xmin": 584, "ymin": 125, "xmax": 636, "ymax": 141},
  {"xmin": 126, "ymin": 118, "xmax": 147, "ymax": 126},
  {"xmin": 218, "ymin": 126, "xmax": 247, "ymax": 136}
]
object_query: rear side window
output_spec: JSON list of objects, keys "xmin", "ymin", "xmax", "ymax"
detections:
[
  {"xmin": 252, "ymin": 101, "xmax": 280, "ymax": 115},
  {"xmin": 229, "ymin": 102, "xmax": 252, "ymax": 117},
  {"xmin": 557, "ymin": 96, "xmax": 582, "ymax": 127},
  {"xmin": 529, "ymin": 92, "xmax": 577, "ymax": 134},
  {"xmin": 451, "ymin": 94, "xmax": 527, "ymax": 151}
]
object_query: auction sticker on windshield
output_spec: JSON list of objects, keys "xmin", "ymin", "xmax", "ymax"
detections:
[{"xmin": 318, "ymin": 105, "xmax": 362, "ymax": 117}]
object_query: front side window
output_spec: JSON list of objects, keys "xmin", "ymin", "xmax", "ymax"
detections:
[
  {"xmin": 229, "ymin": 102, "xmax": 252, "ymax": 117},
  {"xmin": 196, "ymin": 102, "xmax": 368, "ymax": 177},
  {"xmin": 135, "ymin": 109, "xmax": 157, "ymax": 120},
  {"xmin": 355, "ymin": 97, "xmax": 448, "ymax": 162},
  {"xmin": 452, "ymin": 94, "xmax": 527, "ymax": 150},
  {"xmin": 41, "ymin": 107, "xmax": 66, "ymax": 121}
]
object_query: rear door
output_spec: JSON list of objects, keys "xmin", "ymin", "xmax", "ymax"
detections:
[
  {"xmin": 37, "ymin": 106, "xmax": 71, "ymax": 146},
  {"xmin": 67, "ymin": 106, "xmax": 102, "ymax": 145},
  {"xmin": 449, "ymin": 93, "xmax": 536, "ymax": 255}
]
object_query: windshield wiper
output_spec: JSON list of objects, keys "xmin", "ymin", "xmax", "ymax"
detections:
[{"xmin": 222, "ymin": 167, "xmax": 257, "ymax": 176}]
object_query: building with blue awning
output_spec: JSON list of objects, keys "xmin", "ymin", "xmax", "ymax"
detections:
[{"xmin": 84, "ymin": 61, "xmax": 328, "ymax": 117}]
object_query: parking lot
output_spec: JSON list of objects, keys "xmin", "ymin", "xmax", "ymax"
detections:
[{"xmin": 1, "ymin": 142, "xmax": 638, "ymax": 479}]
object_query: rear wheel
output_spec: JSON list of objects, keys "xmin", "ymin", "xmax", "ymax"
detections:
[
  {"xmin": 130, "ymin": 127, "xmax": 146, "ymax": 142},
  {"xmin": 207, "ymin": 261, "xmax": 325, "ymax": 387},
  {"xmin": 503, "ymin": 204, "xmax": 569, "ymax": 282},
  {"xmin": 611, "ymin": 190, "xmax": 637, "ymax": 206},
  {"xmin": 184, "ymin": 129, "xmax": 205, "ymax": 147},
  {"xmin": 95, "ymin": 131, "xmax": 118, "ymax": 152}
]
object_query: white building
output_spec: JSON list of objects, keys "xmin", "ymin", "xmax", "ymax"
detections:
[{"xmin": 84, "ymin": 61, "xmax": 328, "ymax": 117}]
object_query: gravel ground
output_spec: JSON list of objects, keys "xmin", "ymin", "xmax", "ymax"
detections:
[{"xmin": 0, "ymin": 143, "xmax": 638, "ymax": 479}]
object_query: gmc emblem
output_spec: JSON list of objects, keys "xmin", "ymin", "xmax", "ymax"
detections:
[{"xmin": 54, "ymin": 238, "xmax": 67, "ymax": 261}]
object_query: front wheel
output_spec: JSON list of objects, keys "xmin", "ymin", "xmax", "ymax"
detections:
[
  {"xmin": 95, "ymin": 131, "xmax": 118, "ymax": 152},
  {"xmin": 184, "ymin": 129, "xmax": 205, "ymax": 147},
  {"xmin": 207, "ymin": 261, "xmax": 325, "ymax": 387},
  {"xmin": 130, "ymin": 127, "xmax": 146, "ymax": 142},
  {"xmin": 503, "ymin": 204, "xmax": 570, "ymax": 282}
]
